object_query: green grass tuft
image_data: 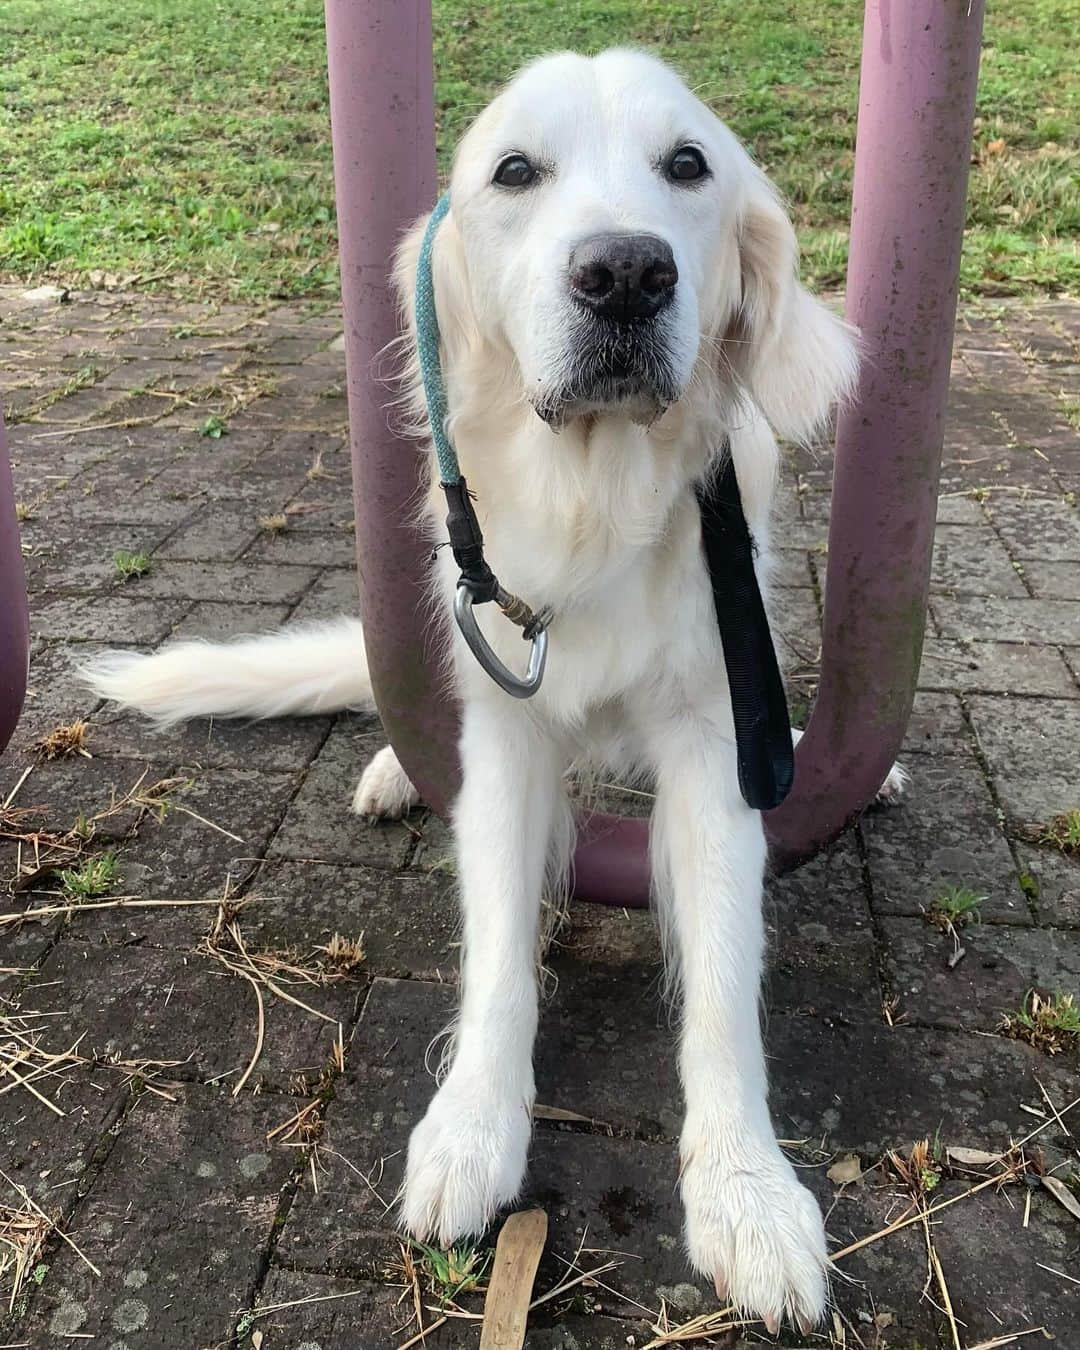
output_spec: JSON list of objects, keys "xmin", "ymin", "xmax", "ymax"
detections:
[
  {"xmin": 113, "ymin": 549, "xmax": 152, "ymax": 581},
  {"xmin": 0, "ymin": 0, "xmax": 1075, "ymax": 300},
  {"xmin": 199, "ymin": 414, "xmax": 229, "ymax": 439},
  {"xmin": 59, "ymin": 850, "xmax": 120, "ymax": 900},
  {"xmin": 1001, "ymin": 990, "xmax": 1080, "ymax": 1056},
  {"xmin": 409, "ymin": 1238, "xmax": 491, "ymax": 1305},
  {"xmin": 925, "ymin": 884, "xmax": 986, "ymax": 934}
]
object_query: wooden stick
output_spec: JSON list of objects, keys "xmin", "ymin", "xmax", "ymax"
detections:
[{"xmin": 479, "ymin": 1210, "xmax": 549, "ymax": 1350}]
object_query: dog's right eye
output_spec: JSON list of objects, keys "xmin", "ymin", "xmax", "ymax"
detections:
[{"xmin": 493, "ymin": 154, "xmax": 537, "ymax": 189}]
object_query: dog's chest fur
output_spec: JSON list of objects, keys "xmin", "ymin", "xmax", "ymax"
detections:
[{"xmin": 430, "ymin": 398, "xmax": 780, "ymax": 762}]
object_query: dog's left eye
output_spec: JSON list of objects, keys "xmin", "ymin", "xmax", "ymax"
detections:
[
  {"xmin": 493, "ymin": 154, "xmax": 537, "ymax": 188},
  {"xmin": 666, "ymin": 146, "xmax": 709, "ymax": 184}
]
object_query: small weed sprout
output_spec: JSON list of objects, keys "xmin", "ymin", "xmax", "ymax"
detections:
[
  {"xmin": 59, "ymin": 850, "xmax": 120, "ymax": 900},
  {"xmin": 410, "ymin": 1238, "xmax": 491, "ymax": 1305},
  {"xmin": 113, "ymin": 549, "xmax": 152, "ymax": 581},
  {"xmin": 925, "ymin": 885, "xmax": 986, "ymax": 934},
  {"xmin": 1000, "ymin": 990, "xmax": 1080, "ymax": 1055},
  {"xmin": 199, "ymin": 414, "xmax": 229, "ymax": 438},
  {"xmin": 1037, "ymin": 808, "xmax": 1080, "ymax": 857}
]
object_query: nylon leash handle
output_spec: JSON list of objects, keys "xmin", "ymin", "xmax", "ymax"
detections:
[{"xmin": 696, "ymin": 456, "xmax": 794, "ymax": 810}]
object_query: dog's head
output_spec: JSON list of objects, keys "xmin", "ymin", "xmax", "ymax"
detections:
[{"xmin": 399, "ymin": 49, "xmax": 856, "ymax": 445}]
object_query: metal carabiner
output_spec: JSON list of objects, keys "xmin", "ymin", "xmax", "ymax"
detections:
[{"xmin": 453, "ymin": 584, "xmax": 549, "ymax": 699}]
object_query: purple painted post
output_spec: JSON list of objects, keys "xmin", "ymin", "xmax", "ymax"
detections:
[
  {"xmin": 0, "ymin": 409, "xmax": 29, "ymax": 756},
  {"xmin": 766, "ymin": 0, "xmax": 986, "ymax": 870},
  {"xmin": 324, "ymin": 0, "xmax": 458, "ymax": 813},
  {"xmin": 327, "ymin": 0, "xmax": 985, "ymax": 903}
]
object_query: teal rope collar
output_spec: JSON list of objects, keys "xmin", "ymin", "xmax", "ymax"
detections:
[
  {"xmin": 415, "ymin": 193, "xmax": 458, "ymax": 484},
  {"xmin": 415, "ymin": 193, "xmax": 551, "ymax": 699}
]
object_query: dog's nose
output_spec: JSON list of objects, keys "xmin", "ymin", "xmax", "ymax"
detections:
[{"xmin": 568, "ymin": 233, "xmax": 678, "ymax": 323}]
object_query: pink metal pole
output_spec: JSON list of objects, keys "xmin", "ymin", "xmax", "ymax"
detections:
[
  {"xmin": 328, "ymin": 0, "xmax": 984, "ymax": 902},
  {"xmin": 766, "ymin": 0, "xmax": 987, "ymax": 870},
  {"xmin": 324, "ymin": 0, "xmax": 458, "ymax": 812},
  {"xmin": 572, "ymin": 0, "xmax": 988, "ymax": 899},
  {"xmin": 0, "ymin": 409, "xmax": 29, "ymax": 755}
]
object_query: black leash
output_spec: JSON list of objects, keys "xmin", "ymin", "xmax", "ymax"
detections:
[{"xmin": 695, "ymin": 448, "xmax": 794, "ymax": 811}]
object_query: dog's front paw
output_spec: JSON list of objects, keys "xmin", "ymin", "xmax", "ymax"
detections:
[
  {"xmin": 401, "ymin": 1078, "xmax": 532, "ymax": 1245},
  {"xmin": 352, "ymin": 745, "xmax": 421, "ymax": 820},
  {"xmin": 680, "ymin": 1132, "xmax": 828, "ymax": 1334}
]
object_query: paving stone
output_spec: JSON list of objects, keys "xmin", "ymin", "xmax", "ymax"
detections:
[
  {"xmin": 130, "ymin": 559, "xmax": 318, "ymax": 604},
  {"xmin": 764, "ymin": 838, "xmax": 881, "ymax": 1018},
  {"xmin": 918, "ymin": 637, "xmax": 1076, "ymax": 696},
  {"xmin": 12, "ymin": 641, "xmax": 111, "ymax": 740},
  {"xmin": 29, "ymin": 591, "xmax": 191, "ymax": 645},
  {"xmin": 288, "ymin": 567, "xmax": 359, "ymax": 623},
  {"xmin": 862, "ymin": 756, "xmax": 1025, "ymax": 923},
  {"xmin": 2, "ymin": 754, "xmax": 304, "ymax": 912},
  {"xmin": 36, "ymin": 489, "xmax": 196, "ymax": 530},
  {"xmin": 1023, "ymin": 558, "xmax": 1080, "ymax": 600},
  {"xmin": 986, "ymin": 495, "xmax": 1080, "ymax": 561},
  {"xmin": 929, "ymin": 1182, "xmax": 1079, "ymax": 1344},
  {"xmin": 771, "ymin": 549, "xmax": 814, "ymax": 588},
  {"xmin": 883, "ymin": 917, "xmax": 1080, "ymax": 1030},
  {"xmin": 12, "ymin": 1086, "xmax": 299, "ymax": 1349},
  {"xmin": 768, "ymin": 1015, "xmax": 1077, "ymax": 1158},
  {"xmin": 935, "ymin": 492, "xmax": 986, "ymax": 525},
  {"xmin": 902, "ymin": 691, "xmax": 970, "ymax": 756},
  {"xmin": 22, "ymin": 939, "xmax": 356, "ymax": 1090},
  {"xmin": 245, "ymin": 531, "xmax": 357, "ymax": 567},
  {"xmin": 22, "ymin": 520, "xmax": 177, "ymax": 594},
  {"xmin": 170, "ymin": 598, "xmax": 293, "ymax": 640},
  {"xmin": 933, "ymin": 594, "xmax": 1080, "ymax": 646},
  {"xmin": 154, "ymin": 502, "xmax": 265, "ymax": 562},
  {"xmin": 277, "ymin": 979, "xmax": 944, "ymax": 1340},
  {"xmin": 268, "ymin": 718, "xmax": 419, "ymax": 869},
  {"xmin": 967, "ymin": 694, "xmax": 1080, "ymax": 822},
  {"xmin": 930, "ymin": 523, "xmax": 1027, "ymax": 596},
  {"xmin": 91, "ymin": 704, "xmax": 330, "ymax": 774},
  {"xmin": 1013, "ymin": 844, "xmax": 1080, "ymax": 927},
  {"xmin": 242, "ymin": 860, "xmax": 458, "ymax": 981}
]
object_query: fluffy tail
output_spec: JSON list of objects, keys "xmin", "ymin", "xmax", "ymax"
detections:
[{"xmin": 82, "ymin": 616, "xmax": 371, "ymax": 724}]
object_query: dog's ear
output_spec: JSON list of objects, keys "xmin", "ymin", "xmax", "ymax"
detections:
[{"xmin": 723, "ymin": 170, "xmax": 858, "ymax": 445}]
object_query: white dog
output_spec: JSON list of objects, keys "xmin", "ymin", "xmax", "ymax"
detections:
[{"xmin": 86, "ymin": 50, "xmax": 906, "ymax": 1331}]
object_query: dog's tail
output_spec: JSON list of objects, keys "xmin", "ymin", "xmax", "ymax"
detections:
[{"xmin": 81, "ymin": 617, "xmax": 371, "ymax": 724}]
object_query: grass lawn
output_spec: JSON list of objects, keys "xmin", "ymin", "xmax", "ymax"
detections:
[{"xmin": 0, "ymin": 0, "xmax": 1075, "ymax": 301}]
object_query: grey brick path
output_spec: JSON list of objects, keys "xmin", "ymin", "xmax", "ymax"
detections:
[{"xmin": 1, "ymin": 286, "xmax": 1078, "ymax": 1348}]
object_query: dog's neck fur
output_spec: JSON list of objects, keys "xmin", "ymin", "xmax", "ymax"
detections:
[{"xmin": 431, "ymin": 334, "xmax": 747, "ymax": 613}]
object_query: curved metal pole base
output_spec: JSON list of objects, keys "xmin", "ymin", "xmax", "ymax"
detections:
[{"xmin": 331, "ymin": 0, "xmax": 984, "ymax": 908}]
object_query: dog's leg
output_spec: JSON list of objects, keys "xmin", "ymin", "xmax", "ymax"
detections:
[
  {"xmin": 651, "ymin": 720, "xmax": 827, "ymax": 1332},
  {"xmin": 401, "ymin": 698, "xmax": 565, "ymax": 1245}
]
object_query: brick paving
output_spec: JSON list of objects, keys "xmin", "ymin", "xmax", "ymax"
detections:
[{"xmin": 0, "ymin": 285, "xmax": 1078, "ymax": 1348}]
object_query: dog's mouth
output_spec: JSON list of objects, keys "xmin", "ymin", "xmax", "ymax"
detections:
[{"xmin": 533, "ymin": 318, "xmax": 681, "ymax": 427}]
